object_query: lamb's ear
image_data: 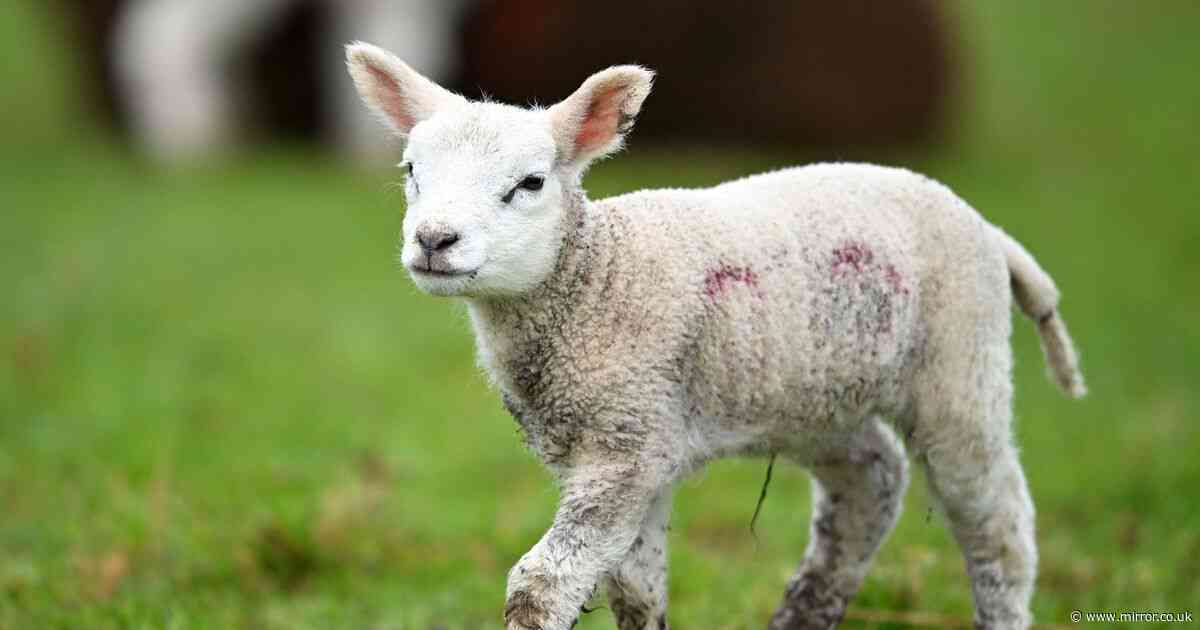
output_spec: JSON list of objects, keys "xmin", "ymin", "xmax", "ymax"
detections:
[
  {"xmin": 548, "ymin": 65, "xmax": 654, "ymax": 166},
  {"xmin": 345, "ymin": 41, "xmax": 465, "ymax": 138}
]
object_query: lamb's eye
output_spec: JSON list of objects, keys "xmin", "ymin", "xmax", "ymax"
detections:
[
  {"xmin": 404, "ymin": 162, "xmax": 419, "ymax": 193},
  {"xmin": 502, "ymin": 175, "xmax": 545, "ymax": 203}
]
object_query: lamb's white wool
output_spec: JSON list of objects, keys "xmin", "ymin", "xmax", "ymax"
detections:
[{"xmin": 347, "ymin": 42, "xmax": 1086, "ymax": 630}]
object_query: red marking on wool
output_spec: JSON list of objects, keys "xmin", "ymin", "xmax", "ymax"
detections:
[
  {"xmin": 831, "ymin": 242, "xmax": 874, "ymax": 274},
  {"xmin": 884, "ymin": 264, "xmax": 908, "ymax": 294},
  {"xmin": 704, "ymin": 264, "xmax": 761, "ymax": 300}
]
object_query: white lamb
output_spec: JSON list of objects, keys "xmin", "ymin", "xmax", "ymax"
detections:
[{"xmin": 346, "ymin": 42, "xmax": 1086, "ymax": 630}]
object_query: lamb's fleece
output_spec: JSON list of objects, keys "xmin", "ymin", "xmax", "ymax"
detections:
[
  {"xmin": 472, "ymin": 163, "xmax": 1082, "ymax": 470},
  {"xmin": 468, "ymin": 163, "xmax": 1083, "ymax": 630}
]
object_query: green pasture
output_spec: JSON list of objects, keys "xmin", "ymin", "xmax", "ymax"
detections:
[{"xmin": 1, "ymin": 2, "xmax": 1197, "ymax": 628}]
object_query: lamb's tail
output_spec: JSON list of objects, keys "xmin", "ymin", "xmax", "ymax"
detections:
[{"xmin": 991, "ymin": 225, "xmax": 1087, "ymax": 398}]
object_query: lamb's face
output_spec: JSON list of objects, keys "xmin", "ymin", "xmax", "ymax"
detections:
[
  {"xmin": 346, "ymin": 42, "xmax": 652, "ymax": 299},
  {"xmin": 398, "ymin": 105, "xmax": 565, "ymax": 297}
]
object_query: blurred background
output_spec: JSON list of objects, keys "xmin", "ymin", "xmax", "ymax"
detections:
[{"xmin": 1, "ymin": 1, "xmax": 1197, "ymax": 628}]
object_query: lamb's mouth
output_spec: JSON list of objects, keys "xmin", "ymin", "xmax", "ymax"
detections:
[{"xmin": 411, "ymin": 267, "xmax": 476, "ymax": 279}]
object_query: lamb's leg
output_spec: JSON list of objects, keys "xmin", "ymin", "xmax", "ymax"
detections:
[
  {"xmin": 505, "ymin": 459, "xmax": 674, "ymax": 630},
  {"xmin": 769, "ymin": 417, "xmax": 909, "ymax": 630},
  {"xmin": 604, "ymin": 488, "xmax": 673, "ymax": 630},
  {"xmin": 921, "ymin": 431, "xmax": 1036, "ymax": 629}
]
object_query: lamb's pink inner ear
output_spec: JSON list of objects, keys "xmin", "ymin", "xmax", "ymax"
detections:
[
  {"xmin": 575, "ymin": 85, "xmax": 626, "ymax": 154},
  {"xmin": 363, "ymin": 62, "xmax": 414, "ymax": 131}
]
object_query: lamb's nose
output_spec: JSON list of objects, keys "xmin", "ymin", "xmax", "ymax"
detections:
[{"xmin": 417, "ymin": 229, "xmax": 460, "ymax": 256}]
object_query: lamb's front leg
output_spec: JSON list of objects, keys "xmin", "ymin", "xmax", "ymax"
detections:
[{"xmin": 504, "ymin": 460, "xmax": 673, "ymax": 630}]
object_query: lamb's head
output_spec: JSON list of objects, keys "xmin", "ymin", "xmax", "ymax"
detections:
[{"xmin": 346, "ymin": 42, "xmax": 653, "ymax": 298}]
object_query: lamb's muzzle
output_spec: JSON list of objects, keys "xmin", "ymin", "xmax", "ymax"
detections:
[{"xmin": 416, "ymin": 227, "xmax": 460, "ymax": 256}]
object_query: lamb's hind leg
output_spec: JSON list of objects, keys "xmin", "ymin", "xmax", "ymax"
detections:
[
  {"xmin": 919, "ymin": 414, "xmax": 1036, "ymax": 629},
  {"xmin": 768, "ymin": 416, "xmax": 909, "ymax": 630},
  {"xmin": 604, "ymin": 488, "xmax": 673, "ymax": 630}
]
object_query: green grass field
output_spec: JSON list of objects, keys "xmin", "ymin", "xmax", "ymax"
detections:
[{"xmin": 2, "ymin": 2, "xmax": 1198, "ymax": 628}]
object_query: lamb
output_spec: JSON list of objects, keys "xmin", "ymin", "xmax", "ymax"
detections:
[{"xmin": 346, "ymin": 42, "xmax": 1086, "ymax": 630}]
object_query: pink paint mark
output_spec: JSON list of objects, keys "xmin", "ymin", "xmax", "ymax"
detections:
[
  {"xmin": 884, "ymin": 264, "xmax": 909, "ymax": 294},
  {"xmin": 703, "ymin": 263, "xmax": 761, "ymax": 300},
  {"xmin": 831, "ymin": 242, "xmax": 874, "ymax": 274}
]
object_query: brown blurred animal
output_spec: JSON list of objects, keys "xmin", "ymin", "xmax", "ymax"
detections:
[{"xmin": 458, "ymin": 0, "xmax": 957, "ymax": 147}]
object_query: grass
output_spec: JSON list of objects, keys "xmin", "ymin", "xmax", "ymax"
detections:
[{"xmin": 2, "ymin": 1, "xmax": 1198, "ymax": 628}]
